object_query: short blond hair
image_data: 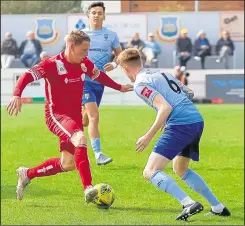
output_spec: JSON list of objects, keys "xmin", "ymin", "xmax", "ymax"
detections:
[
  {"xmin": 117, "ymin": 48, "xmax": 141, "ymax": 67},
  {"xmin": 66, "ymin": 30, "xmax": 90, "ymax": 46}
]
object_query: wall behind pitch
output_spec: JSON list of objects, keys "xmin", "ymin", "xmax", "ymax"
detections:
[
  {"xmin": 147, "ymin": 11, "xmax": 244, "ymax": 69},
  {"xmin": 1, "ymin": 14, "xmax": 67, "ymax": 55},
  {"xmin": 1, "ymin": 12, "xmax": 244, "ymax": 69}
]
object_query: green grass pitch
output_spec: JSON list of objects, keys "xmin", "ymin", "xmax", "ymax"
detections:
[{"xmin": 1, "ymin": 104, "xmax": 244, "ymax": 225}]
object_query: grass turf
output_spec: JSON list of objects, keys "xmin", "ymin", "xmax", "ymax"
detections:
[{"xmin": 1, "ymin": 104, "xmax": 244, "ymax": 225}]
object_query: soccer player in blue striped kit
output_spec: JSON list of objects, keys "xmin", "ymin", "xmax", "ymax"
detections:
[{"xmin": 117, "ymin": 48, "xmax": 231, "ymax": 220}]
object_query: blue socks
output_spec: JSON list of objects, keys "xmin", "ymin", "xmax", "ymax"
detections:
[
  {"xmin": 182, "ymin": 169, "xmax": 220, "ymax": 206},
  {"xmin": 150, "ymin": 170, "xmax": 192, "ymax": 204},
  {"xmin": 91, "ymin": 138, "xmax": 101, "ymax": 158}
]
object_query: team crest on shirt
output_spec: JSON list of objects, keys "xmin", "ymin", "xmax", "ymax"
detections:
[
  {"xmin": 104, "ymin": 34, "xmax": 108, "ymax": 41},
  {"xmin": 81, "ymin": 73, "xmax": 85, "ymax": 81},
  {"xmin": 81, "ymin": 63, "xmax": 87, "ymax": 72},
  {"xmin": 85, "ymin": 93, "xmax": 90, "ymax": 99}
]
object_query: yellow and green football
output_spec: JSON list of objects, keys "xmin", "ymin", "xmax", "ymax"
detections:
[{"xmin": 93, "ymin": 183, "xmax": 115, "ymax": 209}]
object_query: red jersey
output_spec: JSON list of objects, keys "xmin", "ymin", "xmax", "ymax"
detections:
[{"xmin": 13, "ymin": 52, "xmax": 121, "ymax": 118}]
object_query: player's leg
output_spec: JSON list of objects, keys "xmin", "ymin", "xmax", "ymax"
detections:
[
  {"xmin": 69, "ymin": 130, "xmax": 98, "ymax": 202},
  {"xmin": 46, "ymin": 114, "xmax": 98, "ymax": 201},
  {"xmin": 50, "ymin": 114, "xmax": 98, "ymax": 202},
  {"xmin": 16, "ymin": 151, "xmax": 69, "ymax": 200},
  {"xmin": 143, "ymin": 152, "xmax": 195, "ymax": 205},
  {"xmin": 173, "ymin": 122, "xmax": 231, "ymax": 216},
  {"xmin": 82, "ymin": 106, "xmax": 89, "ymax": 127},
  {"xmin": 146, "ymin": 124, "xmax": 204, "ymax": 220},
  {"xmin": 16, "ymin": 134, "xmax": 79, "ymax": 200},
  {"xmin": 83, "ymin": 85, "xmax": 112, "ymax": 165}
]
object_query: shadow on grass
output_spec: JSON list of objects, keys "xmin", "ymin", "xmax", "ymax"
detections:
[
  {"xmin": 110, "ymin": 206, "xmax": 179, "ymax": 214},
  {"xmin": 107, "ymin": 166, "xmax": 141, "ymax": 171},
  {"xmin": 189, "ymin": 215, "xmax": 244, "ymax": 223},
  {"xmin": 191, "ymin": 167, "xmax": 244, "ymax": 172},
  {"xmin": 1, "ymin": 185, "xmax": 59, "ymax": 200}
]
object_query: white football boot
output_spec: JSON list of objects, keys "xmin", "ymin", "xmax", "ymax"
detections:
[
  {"xmin": 16, "ymin": 167, "xmax": 31, "ymax": 200},
  {"xmin": 96, "ymin": 153, "xmax": 113, "ymax": 165},
  {"xmin": 84, "ymin": 186, "xmax": 98, "ymax": 203}
]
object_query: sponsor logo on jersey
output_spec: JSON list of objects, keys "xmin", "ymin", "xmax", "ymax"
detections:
[
  {"xmin": 64, "ymin": 78, "xmax": 69, "ymax": 84},
  {"xmin": 141, "ymin": 86, "xmax": 153, "ymax": 98}
]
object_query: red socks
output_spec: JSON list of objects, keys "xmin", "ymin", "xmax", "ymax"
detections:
[
  {"xmin": 26, "ymin": 148, "xmax": 92, "ymax": 191},
  {"xmin": 27, "ymin": 158, "xmax": 65, "ymax": 180},
  {"xmin": 74, "ymin": 146, "xmax": 92, "ymax": 190}
]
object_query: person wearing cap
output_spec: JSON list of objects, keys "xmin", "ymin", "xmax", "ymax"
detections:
[
  {"xmin": 143, "ymin": 33, "xmax": 161, "ymax": 68},
  {"xmin": 193, "ymin": 30, "xmax": 211, "ymax": 69},
  {"xmin": 1, "ymin": 32, "xmax": 19, "ymax": 68},
  {"xmin": 176, "ymin": 28, "xmax": 192, "ymax": 71},
  {"xmin": 19, "ymin": 31, "xmax": 42, "ymax": 68}
]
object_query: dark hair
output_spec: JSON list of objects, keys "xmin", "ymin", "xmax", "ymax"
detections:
[
  {"xmin": 88, "ymin": 2, "xmax": 105, "ymax": 13},
  {"xmin": 66, "ymin": 30, "xmax": 90, "ymax": 45}
]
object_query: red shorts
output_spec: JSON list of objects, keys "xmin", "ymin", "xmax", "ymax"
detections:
[{"xmin": 46, "ymin": 112, "xmax": 83, "ymax": 154}]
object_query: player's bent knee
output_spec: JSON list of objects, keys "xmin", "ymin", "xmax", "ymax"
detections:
[
  {"xmin": 173, "ymin": 165, "xmax": 188, "ymax": 177},
  {"xmin": 143, "ymin": 168, "xmax": 157, "ymax": 181},
  {"xmin": 88, "ymin": 112, "xmax": 99, "ymax": 123},
  {"xmin": 61, "ymin": 159, "xmax": 76, "ymax": 171},
  {"xmin": 70, "ymin": 131, "xmax": 87, "ymax": 148}
]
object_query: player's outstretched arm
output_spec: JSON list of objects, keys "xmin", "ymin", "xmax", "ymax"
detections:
[
  {"xmin": 136, "ymin": 94, "xmax": 172, "ymax": 152},
  {"xmin": 86, "ymin": 58, "xmax": 133, "ymax": 92},
  {"xmin": 95, "ymin": 70, "xmax": 133, "ymax": 92}
]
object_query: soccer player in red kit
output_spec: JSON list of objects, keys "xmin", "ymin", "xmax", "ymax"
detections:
[{"xmin": 6, "ymin": 30, "xmax": 133, "ymax": 202}]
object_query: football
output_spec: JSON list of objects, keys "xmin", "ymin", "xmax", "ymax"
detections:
[{"xmin": 93, "ymin": 183, "xmax": 115, "ymax": 209}]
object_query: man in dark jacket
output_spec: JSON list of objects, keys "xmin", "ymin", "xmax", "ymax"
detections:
[
  {"xmin": 1, "ymin": 32, "xmax": 19, "ymax": 68},
  {"xmin": 215, "ymin": 30, "xmax": 235, "ymax": 65},
  {"xmin": 193, "ymin": 30, "xmax": 211, "ymax": 69},
  {"xmin": 127, "ymin": 32, "xmax": 146, "ymax": 65},
  {"xmin": 176, "ymin": 28, "xmax": 192, "ymax": 70},
  {"xmin": 19, "ymin": 31, "xmax": 42, "ymax": 68}
]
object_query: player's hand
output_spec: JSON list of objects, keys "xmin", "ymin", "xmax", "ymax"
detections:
[
  {"xmin": 6, "ymin": 96, "xmax": 22, "ymax": 116},
  {"xmin": 91, "ymin": 66, "xmax": 100, "ymax": 80},
  {"xmin": 103, "ymin": 63, "xmax": 114, "ymax": 72},
  {"xmin": 120, "ymin": 84, "xmax": 133, "ymax": 93},
  {"xmin": 135, "ymin": 135, "xmax": 151, "ymax": 152}
]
